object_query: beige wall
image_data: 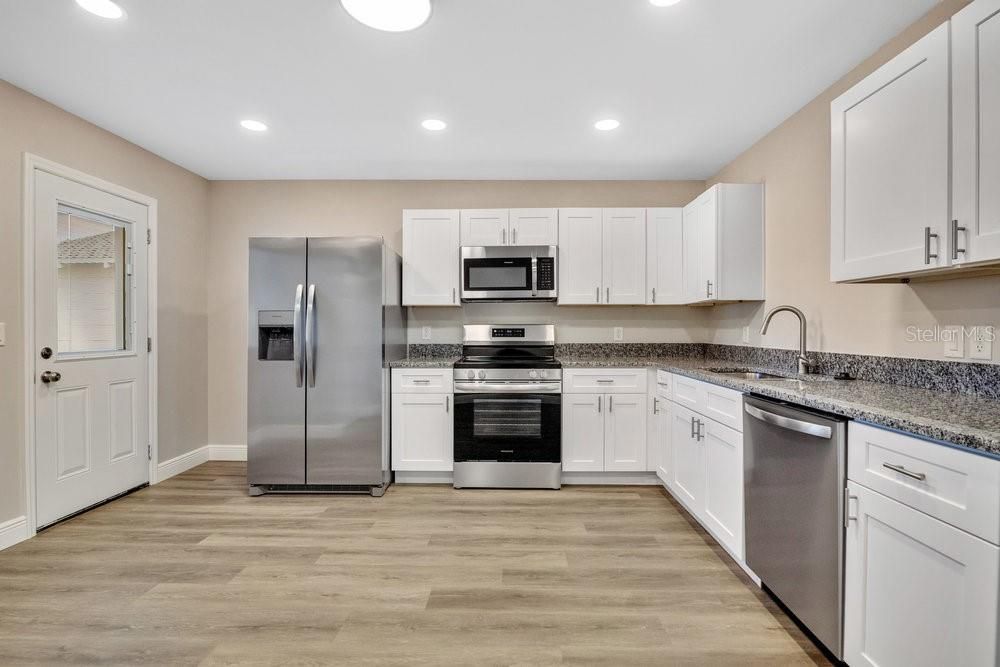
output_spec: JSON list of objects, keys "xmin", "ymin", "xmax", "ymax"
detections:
[
  {"xmin": 706, "ymin": 0, "xmax": 1000, "ymax": 363},
  {"xmin": 0, "ymin": 80, "xmax": 210, "ymax": 526},
  {"xmin": 207, "ymin": 180, "xmax": 706, "ymax": 446}
]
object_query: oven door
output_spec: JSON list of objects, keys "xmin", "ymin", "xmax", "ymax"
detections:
[{"xmin": 453, "ymin": 391, "xmax": 561, "ymax": 463}]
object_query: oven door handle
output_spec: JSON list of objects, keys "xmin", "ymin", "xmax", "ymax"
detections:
[{"xmin": 454, "ymin": 382, "xmax": 562, "ymax": 394}]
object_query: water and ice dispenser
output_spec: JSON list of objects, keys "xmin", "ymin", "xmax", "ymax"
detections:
[{"xmin": 257, "ymin": 310, "xmax": 295, "ymax": 361}]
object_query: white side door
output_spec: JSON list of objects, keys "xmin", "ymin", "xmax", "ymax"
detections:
[
  {"xmin": 604, "ymin": 393, "xmax": 646, "ymax": 471},
  {"xmin": 402, "ymin": 210, "xmax": 460, "ymax": 306},
  {"xmin": 697, "ymin": 191, "xmax": 718, "ymax": 302},
  {"xmin": 670, "ymin": 402, "xmax": 703, "ymax": 510},
  {"xmin": 830, "ymin": 23, "xmax": 951, "ymax": 281},
  {"xmin": 561, "ymin": 394, "xmax": 604, "ymax": 471},
  {"xmin": 557, "ymin": 208, "xmax": 603, "ymax": 305},
  {"xmin": 646, "ymin": 207, "xmax": 684, "ymax": 304},
  {"xmin": 844, "ymin": 481, "xmax": 999, "ymax": 667},
  {"xmin": 655, "ymin": 395, "xmax": 672, "ymax": 486},
  {"xmin": 460, "ymin": 209, "xmax": 509, "ymax": 246},
  {"xmin": 33, "ymin": 170, "xmax": 149, "ymax": 528},
  {"xmin": 602, "ymin": 208, "xmax": 646, "ymax": 305},
  {"xmin": 953, "ymin": 0, "xmax": 1000, "ymax": 264},
  {"xmin": 509, "ymin": 209, "xmax": 558, "ymax": 246},
  {"xmin": 682, "ymin": 200, "xmax": 702, "ymax": 304}
]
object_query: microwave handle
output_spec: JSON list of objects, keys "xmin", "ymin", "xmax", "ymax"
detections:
[{"xmin": 531, "ymin": 253, "xmax": 538, "ymax": 297}]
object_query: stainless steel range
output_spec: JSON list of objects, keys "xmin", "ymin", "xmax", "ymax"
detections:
[{"xmin": 452, "ymin": 325, "xmax": 562, "ymax": 489}]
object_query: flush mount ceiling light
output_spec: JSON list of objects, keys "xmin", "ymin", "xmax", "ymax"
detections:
[
  {"xmin": 240, "ymin": 119, "xmax": 268, "ymax": 132},
  {"xmin": 75, "ymin": 0, "xmax": 126, "ymax": 19},
  {"xmin": 421, "ymin": 118, "xmax": 447, "ymax": 131},
  {"xmin": 650, "ymin": 0, "xmax": 682, "ymax": 6},
  {"xmin": 594, "ymin": 119, "xmax": 621, "ymax": 131},
  {"xmin": 340, "ymin": 0, "xmax": 432, "ymax": 32}
]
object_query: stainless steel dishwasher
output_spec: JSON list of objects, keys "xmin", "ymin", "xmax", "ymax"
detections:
[{"xmin": 743, "ymin": 395, "xmax": 848, "ymax": 661}]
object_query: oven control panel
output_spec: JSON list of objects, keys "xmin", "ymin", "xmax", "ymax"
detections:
[{"xmin": 491, "ymin": 327, "xmax": 525, "ymax": 338}]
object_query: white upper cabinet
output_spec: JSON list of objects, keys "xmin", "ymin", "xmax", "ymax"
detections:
[
  {"xmin": 683, "ymin": 184, "xmax": 764, "ymax": 304},
  {"xmin": 645, "ymin": 207, "xmax": 684, "ymax": 305},
  {"xmin": 953, "ymin": 0, "xmax": 1000, "ymax": 265},
  {"xmin": 831, "ymin": 24, "xmax": 952, "ymax": 281},
  {"xmin": 509, "ymin": 208, "xmax": 558, "ymax": 246},
  {"xmin": 460, "ymin": 209, "xmax": 509, "ymax": 246},
  {"xmin": 602, "ymin": 209, "xmax": 647, "ymax": 304},
  {"xmin": 402, "ymin": 209, "xmax": 460, "ymax": 306},
  {"xmin": 558, "ymin": 208, "xmax": 604, "ymax": 304}
]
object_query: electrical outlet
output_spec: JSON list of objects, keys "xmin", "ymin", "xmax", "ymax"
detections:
[
  {"xmin": 969, "ymin": 326, "xmax": 994, "ymax": 361},
  {"xmin": 742, "ymin": 326, "xmax": 750, "ymax": 345},
  {"xmin": 0, "ymin": 322, "xmax": 5, "ymax": 346},
  {"xmin": 943, "ymin": 326, "xmax": 964, "ymax": 358},
  {"xmin": 421, "ymin": 326, "xmax": 432, "ymax": 341},
  {"xmin": 613, "ymin": 327, "xmax": 624, "ymax": 342}
]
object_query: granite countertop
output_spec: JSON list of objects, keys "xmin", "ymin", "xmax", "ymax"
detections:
[{"xmin": 389, "ymin": 353, "xmax": 1000, "ymax": 456}]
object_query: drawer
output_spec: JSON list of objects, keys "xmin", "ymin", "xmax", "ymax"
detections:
[
  {"xmin": 391, "ymin": 368, "xmax": 454, "ymax": 394},
  {"xmin": 655, "ymin": 370, "xmax": 671, "ymax": 398},
  {"xmin": 562, "ymin": 368, "xmax": 648, "ymax": 394},
  {"xmin": 668, "ymin": 373, "xmax": 744, "ymax": 432},
  {"xmin": 670, "ymin": 373, "xmax": 702, "ymax": 409},
  {"xmin": 848, "ymin": 422, "xmax": 1000, "ymax": 545}
]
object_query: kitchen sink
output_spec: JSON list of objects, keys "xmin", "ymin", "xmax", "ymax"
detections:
[{"xmin": 703, "ymin": 368, "xmax": 797, "ymax": 381}]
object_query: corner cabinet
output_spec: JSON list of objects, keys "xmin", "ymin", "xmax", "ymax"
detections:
[
  {"xmin": 832, "ymin": 0, "xmax": 1000, "ymax": 282},
  {"xmin": 402, "ymin": 210, "xmax": 460, "ymax": 306},
  {"xmin": 682, "ymin": 184, "xmax": 764, "ymax": 304}
]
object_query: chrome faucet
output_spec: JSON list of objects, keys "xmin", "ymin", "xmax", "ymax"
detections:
[{"xmin": 760, "ymin": 305, "xmax": 813, "ymax": 375}]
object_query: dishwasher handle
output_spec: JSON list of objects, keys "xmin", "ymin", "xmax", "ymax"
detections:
[{"xmin": 744, "ymin": 402, "xmax": 833, "ymax": 439}]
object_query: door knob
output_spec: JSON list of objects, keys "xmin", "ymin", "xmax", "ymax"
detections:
[{"xmin": 40, "ymin": 370, "xmax": 61, "ymax": 384}]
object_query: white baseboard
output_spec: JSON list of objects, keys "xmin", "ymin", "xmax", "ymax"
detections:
[
  {"xmin": 395, "ymin": 471, "xmax": 454, "ymax": 484},
  {"xmin": 394, "ymin": 471, "xmax": 661, "ymax": 486},
  {"xmin": 0, "ymin": 516, "xmax": 29, "ymax": 552},
  {"xmin": 208, "ymin": 444, "xmax": 247, "ymax": 461},
  {"xmin": 156, "ymin": 446, "xmax": 210, "ymax": 482}
]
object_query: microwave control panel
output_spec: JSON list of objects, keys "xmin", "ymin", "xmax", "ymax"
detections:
[{"xmin": 536, "ymin": 257, "xmax": 555, "ymax": 290}]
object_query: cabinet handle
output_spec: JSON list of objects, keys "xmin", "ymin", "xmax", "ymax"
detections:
[
  {"xmin": 596, "ymin": 287, "xmax": 600, "ymax": 303},
  {"xmin": 706, "ymin": 280, "xmax": 713, "ymax": 299},
  {"xmin": 696, "ymin": 419, "xmax": 705, "ymax": 441},
  {"xmin": 924, "ymin": 227, "xmax": 939, "ymax": 265},
  {"xmin": 445, "ymin": 396, "xmax": 450, "ymax": 412},
  {"xmin": 502, "ymin": 228, "xmax": 506, "ymax": 245},
  {"xmin": 951, "ymin": 219, "xmax": 967, "ymax": 260},
  {"xmin": 513, "ymin": 228, "xmax": 517, "ymax": 245},
  {"xmin": 412, "ymin": 379, "xmax": 431, "ymax": 384},
  {"xmin": 653, "ymin": 397, "xmax": 659, "ymax": 414},
  {"xmin": 690, "ymin": 416, "xmax": 697, "ymax": 439},
  {"xmin": 596, "ymin": 379, "xmax": 614, "ymax": 384},
  {"xmin": 609, "ymin": 395, "xmax": 614, "ymax": 413},
  {"xmin": 652, "ymin": 287, "xmax": 656, "ymax": 303},
  {"xmin": 597, "ymin": 396, "xmax": 602, "ymax": 413},
  {"xmin": 844, "ymin": 488, "xmax": 858, "ymax": 528},
  {"xmin": 606, "ymin": 287, "xmax": 610, "ymax": 304},
  {"xmin": 452, "ymin": 287, "xmax": 456, "ymax": 304},
  {"xmin": 882, "ymin": 462, "xmax": 926, "ymax": 481}
]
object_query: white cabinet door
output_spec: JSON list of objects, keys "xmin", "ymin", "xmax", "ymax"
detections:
[
  {"xmin": 953, "ymin": 0, "xmax": 1000, "ymax": 264},
  {"xmin": 830, "ymin": 24, "xmax": 951, "ymax": 281},
  {"xmin": 654, "ymin": 394, "xmax": 672, "ymax": 485},
  {"xmin": 646, "ymin": 207, "xmax": 684, "ymax": 305},
  {"xmin": 682, "ymin": 200, "xmax": 702, "ymax": 304},
  {"xmin": 402, "ymin": 210, "xmax": 460, "ymax": 306},
  {"xmin": 391, "ymin": 393, "xmax": 453, "ymax": 471},
  {"xmin": 460, "ymin": 209, "xmax": 509, "ymax": 246},
  {"xmin": 509, "ymin": 208, "xmax": 558, "ymax": 246},
  {"xmin": 558, "ymin": 208, "xmax": 603, "ymax": 305},
  {"xmin": 670, "ymin": 403, "xmax": 703, "ymax": 509},
  {"xmin": 602, "ymin": 208, "xmax": 646, "ymax": 304},
  {"xmin": 844, "ymin": 482, "xmax": 1000, "ymax": 667},
  {"xmin": 682, "ymin": 190, "xmax": 717, "ymax": 304},
  {"xmin": 561, "ymin": 394, "xmax": 605, "ymax": 471},
  {"xmin": 604, "ymin": 393, "xmax": 647, "ymax": 471},
  {"xmin": 701, "ymin": 419, "xmax": 744, "ymax": 559}
]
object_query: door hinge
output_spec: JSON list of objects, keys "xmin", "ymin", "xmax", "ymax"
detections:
[
  {"xmin": 147, "ymin": 337, "xmax": 152, "ymax": 352},
  {"xmin": 147, "ymin": 443, "xmax": 152, "ymax": 461},
  {"xmin": 146, "ymin": 228, "xmax": 151, "ymax": 245}
]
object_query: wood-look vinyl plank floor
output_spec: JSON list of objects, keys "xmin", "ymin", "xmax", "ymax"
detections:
[{"xmin": 0, "ymin": 461, "xmax": 831, "ymax": 666}]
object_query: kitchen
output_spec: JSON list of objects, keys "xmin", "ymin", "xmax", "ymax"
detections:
[{"xmin": 1, "ymin": 0, "xmax": 999, "ymax": 665}]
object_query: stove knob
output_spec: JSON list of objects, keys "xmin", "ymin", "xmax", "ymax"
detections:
[
  {"xmin": 529, "ymin": 370, "xmax": 538, "ymax": 379},
  {"xmin": 538, "ymin": 370, "xmax": 547, "ymax": 378},
  {"xmin": 477, "ymin": 370, "xmax": 487, "ymax": 380},
  {"xmin": 467, "ymin": 370, "xmax": 475, "ymax": 380}
]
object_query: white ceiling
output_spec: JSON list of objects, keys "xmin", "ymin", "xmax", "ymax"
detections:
[{"xmin": 0, "ymin": 0, "xmax": 938, "ymax": 180}]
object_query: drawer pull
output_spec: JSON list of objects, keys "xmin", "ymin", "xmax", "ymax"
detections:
[
  {"xmin": 596, "ymin": 379, "xmax": 615, "ymax": 384},
  {"xmin": 411, "ymin": 379, "xmax": 431, "ymax": 384},
  {"xmin": 882, "ymin": 462, "xmax": 926, "ymax": 482}
]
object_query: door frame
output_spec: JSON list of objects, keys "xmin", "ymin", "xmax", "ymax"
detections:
[{"xmin": 21, "ymin": 153, "xmax": 159, "ymax": 536}]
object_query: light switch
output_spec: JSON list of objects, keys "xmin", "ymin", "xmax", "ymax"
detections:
[
  {"xmin": 613, "ymin": 327, "xmax": 624, "ymax": 342},
  {"xmin": 943, "ymin": 326, "xmax": 963, "ymax": 358},
  {"xmin": 742, "ymin": 326, "xmax": 750, "ymax": 344},
  {"xmin": 421, "ymin": 326, "xmax": 432, "ymax": 341},
  {"xmin": 0, "ymin": 322, "xmax": 5, "ymax": 346},
  {"xmin": 969, "ymin": 326, "xmax": 994, "ymax": 361}
]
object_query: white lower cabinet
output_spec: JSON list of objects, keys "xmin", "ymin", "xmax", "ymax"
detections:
[
  {"xmin": 562, "ymin": 390, "xmax": 646, "ymax": 472},
  {"xmin": 844, "ymin": 481, "xmax": 999, "ymax": 667},
  {"xmin": 652, "ymin": 385, "xmax": 671, "ymax": 483},
  {"xmin": 669, "ymin": 402, "xmax": 703, "ymax": 508},
  {"xmin": 391, "ymin": 390, "xmax": 453, "ymax": 472},
  {"xmin": 701, "ymin": 418, "xmax": 743, "ymax": 558}
]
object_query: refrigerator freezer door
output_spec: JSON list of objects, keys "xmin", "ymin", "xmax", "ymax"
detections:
[
  {"xmin": 248, "ymin": 238, "xmax": 307, "ymax": 485},
  {"xmin": 305, "ymin": 237, "xmax": 384, "ymax": 485}
]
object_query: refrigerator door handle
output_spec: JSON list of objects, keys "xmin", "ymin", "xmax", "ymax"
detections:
[
  {"xmin": 293, "ymin": 284, "xmax": 304, "ymax": 388},
  {"xmin": 305, "ymin": 284, "xmax": 317, "ymax": 387}
]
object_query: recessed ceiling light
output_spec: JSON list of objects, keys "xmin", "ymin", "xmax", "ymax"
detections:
[
  {"xmin": 240, "ymin": 119, "xmax": 268, "ymax": 132},
  {"xmin": 341, "ymin": 0, "xmax": 432, "ymax": 32},
  {"xmin": 594, "ymin": 119, "xmax": 621, "ymax": 131},
  {"xmin": 421, "ymin": 119, "xmax": 447, "ymax": 131},
  {"xmin": 75, "ymin": 0, "xmax": 126, "ymax": 19},
  {"xmin": 650, "ymin": 0, "xmax": 682, "ymax": 6}
]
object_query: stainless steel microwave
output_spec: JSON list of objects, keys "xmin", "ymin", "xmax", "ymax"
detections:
[{"xmin": 460, "ymin": 246, "xmax": 557, "ymax": 302}]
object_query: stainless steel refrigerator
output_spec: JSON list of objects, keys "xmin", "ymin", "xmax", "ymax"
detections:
[{"xmin": 247, "ymin": 236, "xmax": 405, "ymax": 497}]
